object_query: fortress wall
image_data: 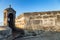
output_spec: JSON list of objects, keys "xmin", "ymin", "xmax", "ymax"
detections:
[
  {"xmin": 15, "ymin": 11, "xmax": 60, "ymax": 32},
  {"xmin": 24, "ymin": 12, "xmax": 60, "ymax": 32}
]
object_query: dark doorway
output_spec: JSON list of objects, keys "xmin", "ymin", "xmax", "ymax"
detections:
[
  {"xmin": 8, "ymin": 13, "xmax": 25, "ymax": 35},
  {"xmin": 8, "ymin": 13, "xmax": 15, "ymax": 30}
]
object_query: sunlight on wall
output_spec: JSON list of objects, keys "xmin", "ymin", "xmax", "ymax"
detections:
[{"xmin": 0, "ymin": 27, "xmax": 6, "ymax": 30}]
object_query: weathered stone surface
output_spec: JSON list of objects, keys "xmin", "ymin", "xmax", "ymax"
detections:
[
  {"xmin": 15, "ymin": 31, "xmax": 60, "ymax": 40},
  {"xmin": 15, "ymin": 11, "xmax": 60, "ymax": 32},
  {"xmin": 0, "ymin": 27, "xmax": 12, "ymax": 40}
]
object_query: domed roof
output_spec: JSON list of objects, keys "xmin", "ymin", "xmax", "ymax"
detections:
[{"xmin": 4, "ymin": 5, "xmax": 16, "ymax": 12}]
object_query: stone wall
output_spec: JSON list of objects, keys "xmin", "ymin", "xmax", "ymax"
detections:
[
  {"xmin": 15, "ymin": 11, "xmax": 60, "ymax": 32},
  {"xmin": 24, "ymin": 11, "xmax": 60, "ymax": 32}
]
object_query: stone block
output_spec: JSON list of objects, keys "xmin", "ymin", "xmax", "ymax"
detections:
[{"xmin": 0, "ymin": 27, "xmax": 12, "ymax": 40}]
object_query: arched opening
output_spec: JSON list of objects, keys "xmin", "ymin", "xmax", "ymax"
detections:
[
  {"xmin": 8, "ymin": 13, "xmax": 25, "ymax": 35},
  {"xmin": 8, "ymin": 13, "xmax": 15, "ymax": 30}
]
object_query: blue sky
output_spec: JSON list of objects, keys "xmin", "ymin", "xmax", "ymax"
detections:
[{"xmin": 0, "ymin": 0, "xmax": 60, "ymax": 25}]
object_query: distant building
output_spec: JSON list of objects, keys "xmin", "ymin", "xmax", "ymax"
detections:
[{"xmin": 15, "ymin": 11, "xmax": 60, "ymax": 31}]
